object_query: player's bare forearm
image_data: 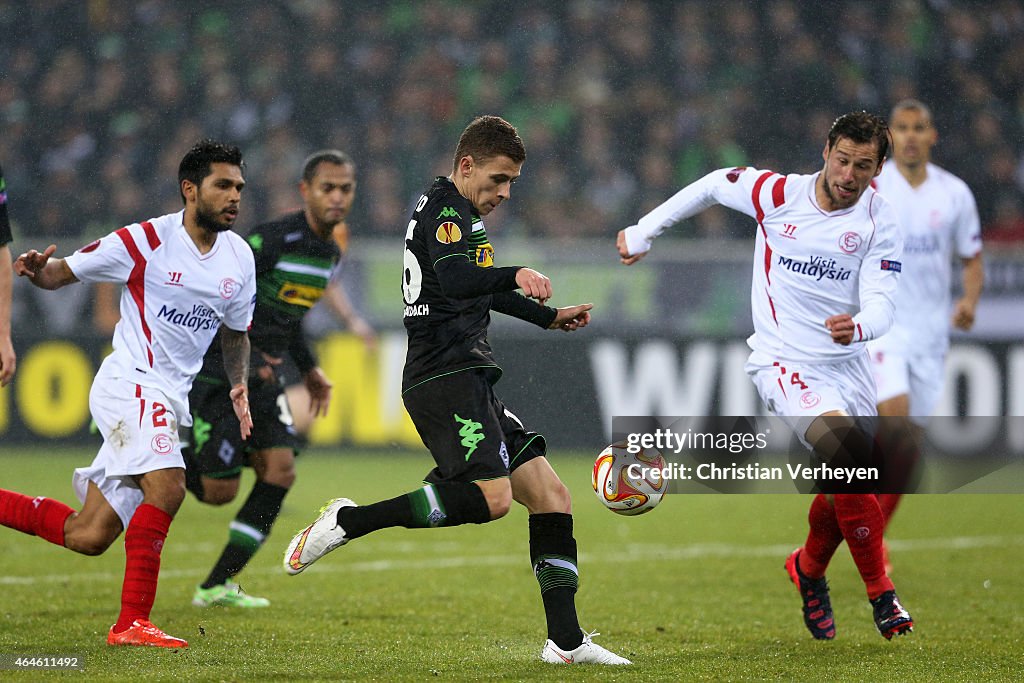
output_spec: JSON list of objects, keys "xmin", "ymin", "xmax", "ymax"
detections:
[
  {"xmin": 954, "ymin": 253, "xmax": 984, "ymax": 330},
  {"xmin": 0, "ymin": 245, "xmax": 14, "ymax": 386},
  {"xmin": 13, "ymin": 246, "xmax": 77, "ymax": 290},
  {"xmin": 220, "ymin": 328, "xmax": 251, "ymax": 388}
]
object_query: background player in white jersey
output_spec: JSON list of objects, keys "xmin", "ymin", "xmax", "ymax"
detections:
[
  {"xmin": 617, "ymin": 112, "xmax": 914, "ymax": 641},
  {"xmin": 867, "ymin": 99, "xmax": 984, "ymax": 537},
  {"xmin": 0, "ymin": 141, "xmax": 257, "ymax": 649}
]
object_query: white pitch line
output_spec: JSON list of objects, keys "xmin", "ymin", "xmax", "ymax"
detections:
[{"xmin": 2, "ymin": 534, "xmax": 1022, "ymax": 586}]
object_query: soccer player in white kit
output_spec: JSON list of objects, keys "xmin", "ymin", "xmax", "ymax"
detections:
[
  {"xmin": 0, "ymin": 141, "xmax": 257, "ymax": 649},
  {"xmin": 617, "ymin": 112, "xmax": 914, "ymax": 641},
  {"xmin": 867, "ymin": 100, "xmax": 984, "ymax": 536}
]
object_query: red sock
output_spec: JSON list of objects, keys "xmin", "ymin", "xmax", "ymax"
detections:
[
  {"xmin": 113, "ymin": 504, "xmax": 172, "ymax": 633},
  {"xmin": 0, "ymin": 489, "xmax": 75, "ymax": 546},
  {"xmin": 833, "ymin": 494, "xmax": 893, "ymax": 599},
  {"xmin": 799, "ymin": 493, "xmax": 843, "ymax": 579},
  {"xmin": 876, "ymin": 493, "xmax": 902, "ymax": 529}
]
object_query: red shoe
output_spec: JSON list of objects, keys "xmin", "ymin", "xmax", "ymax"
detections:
[{"xmin": 107, "ymin": 619, "xmax": 188, "ymax": 648}]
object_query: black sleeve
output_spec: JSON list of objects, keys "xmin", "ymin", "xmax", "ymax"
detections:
[
  {"xmin": 0, "ymin": 164, "xmax": 12, "ymax": 246},
  {"xmin": 434, "ymin": 256, "xmax": 521, "ymax": 299},
  {"xmin": 288, "ymin": 332, "xmax": 317, "ymax": 375},
  {"xmin": 491, "ymin": 290, "xmax": 557, "ymax": 328},
  {"xmin": 246, "ymin": 223, "xmax": 279, "ymax": 278}
]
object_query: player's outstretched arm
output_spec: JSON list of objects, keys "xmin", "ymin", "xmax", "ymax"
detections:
[
  {"xmin": 13, "ymin": 244, "xmax": 78, "ymax": 290},
  {"xmin": 549, "ymin": 303, "xmax": 593, "ymax": 332},
  {"xmin": 513, "ymin": 267, "xmax": 552, "ymax": 304},
  {"xmin": 616, "ymin": 230, "xmax": 646, "ymax": 266},
  {"xmin": 221, "ymin": 328, "xmax": 253, "ymax": 439}
]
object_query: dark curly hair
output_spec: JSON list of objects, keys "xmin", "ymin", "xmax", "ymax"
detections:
[
  {"xmin": 177, "ymin": 139, "xmax": 244, "ymax": 203},
  {"xmin": 826, "ymin": 111, "xmax": 890, "ymax": 162}
]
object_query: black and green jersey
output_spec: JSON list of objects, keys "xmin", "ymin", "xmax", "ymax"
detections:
[
  {"xmin": 0, "ymin": 164, "xmax": 12, "ymax": 246},
  {"xmin": 198, "ymin": 210, "xmax": 339, "ymax": 383},
  {"xmin": 401, "ymin": 177, "xmax": 556, "ymax": 393}
]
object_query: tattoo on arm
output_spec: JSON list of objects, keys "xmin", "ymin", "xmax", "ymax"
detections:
[{"xmin": 220, "ymin": 329, "xmax": 250, "ymax": 387}]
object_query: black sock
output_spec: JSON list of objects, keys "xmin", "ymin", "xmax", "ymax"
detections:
[
  {"xmin": 530, "ymin": 512, "xmax": 582, "ymax": 650},
  {"xmin": 183, "ymin": 448, "xmax": 205, "ymax": 501},
  {"xmin": 338, "ymin": 481, "xmax": 491, "ymax": 540},
  {"xmin": 202, "ymin": 480, "xmax": 288, "ymax": 588}
]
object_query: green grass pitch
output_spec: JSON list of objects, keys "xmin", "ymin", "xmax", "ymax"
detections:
[{"xmin": 1, "ymin": 448, "xmax": 1022, "ymax": 681}]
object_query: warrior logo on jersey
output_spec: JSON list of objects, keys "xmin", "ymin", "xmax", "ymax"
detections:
[
  {"xmin": 727, "ymin": 167, "xmax": 747, "ymax": 183},
  {"xmin": 436, "ymin": 222, "xmax": 462, "ymax": 244},
  {"xmin": 838, "ymin": 231, "xmax": 862, "ymax": 254}
]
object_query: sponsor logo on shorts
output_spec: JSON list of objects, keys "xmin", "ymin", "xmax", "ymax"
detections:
[
  {"xmin": 839, "ymin": 231, "xmax": 862, "ymax": 254},
  {"xmin": 454, "ymin": 413, "xmax": 485, "ymax": 460},
  {"xmin": 499, "ymin": 442, "xmax": 509, "ymax": 469},
  {"xmin": 799, "ymin": 391, "xmax": 821, "ymax": 409},
  {"xmin": 436, "ymin": 222, "xmax": 462, "ymax": 244},
  {"xmin": 151, "ymin": 434, "xmax": 174, "ymax": 455}
]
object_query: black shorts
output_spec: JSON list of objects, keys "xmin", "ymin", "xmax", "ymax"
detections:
[
  {"xmin": 403, "ymin": 368, "xmax": 547, "ymax": 484},
  {"xmin": 185, "ymin": 378, "xmax": 302, "ymax": 478}
]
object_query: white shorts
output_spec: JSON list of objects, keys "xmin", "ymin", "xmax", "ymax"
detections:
[
  {"xmin": 746, "ymin": 351, "xmax": 877, "ymax": 447},
  {"xmin": 867, "ymin": 339, "xmax": 945, "ymax": 426},
  {"xmin": 73, "ymin": 377, "xmax": 185, "ymax": 529}
]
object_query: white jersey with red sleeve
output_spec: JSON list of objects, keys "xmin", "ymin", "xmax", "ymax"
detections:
[
  {"xmin": 871, "ymin": 162, "xmax": 981, "ymax": 354},
  {"xmin": 623, "ymin": 167, "xmax": 903, "ymax": 363},
  {"xmin": 64, "ymin": 210, "xmax": 256, "ymax": 424}
]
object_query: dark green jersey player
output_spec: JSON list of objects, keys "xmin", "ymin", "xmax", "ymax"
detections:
[
  {"xmin": 185, "ymin": 150, "xmax": 357, "ymax": 608},
  {"xmin": 284, "ymin": 117, "xmax": 631, "ymax": 665}
]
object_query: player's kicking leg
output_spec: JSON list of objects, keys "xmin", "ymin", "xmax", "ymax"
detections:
[{"xmin": 512, "ymin": 458, "xmax": 631, "ymax": 665}]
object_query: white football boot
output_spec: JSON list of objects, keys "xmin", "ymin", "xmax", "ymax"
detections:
[
  {"xmin": 283, "ymin": 498, "xmax": 356, "ymax": 575},
  {"xmin": 540, "ymin": 630, "xmax": 632, "ymax": 665}
]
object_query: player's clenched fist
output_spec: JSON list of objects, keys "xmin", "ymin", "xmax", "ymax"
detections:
[
  {"xmin": 825, "ymin": 313, "xmax": 856, "ymax": 345},
  {"xmin": 515, "ymin": 267, "xmax": 552, "ymax": 305},
  {"xmin": 14, "ymin": 244, "xmax": 57, "ymax": 278}
]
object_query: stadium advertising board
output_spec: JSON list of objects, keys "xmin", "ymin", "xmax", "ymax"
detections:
[{"xmin": 1, "ymin": 334, "xmax": 1021, "ymax": 450}]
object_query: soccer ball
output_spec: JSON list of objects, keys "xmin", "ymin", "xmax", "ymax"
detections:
[{"xmin": 592, "ymin": 445, "xmax": 668, "ymax": 515}]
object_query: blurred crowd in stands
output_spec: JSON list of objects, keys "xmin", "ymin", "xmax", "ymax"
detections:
[{"xmin": 1, "ymin": 0, "xmax": 1023, "ymax": 247}]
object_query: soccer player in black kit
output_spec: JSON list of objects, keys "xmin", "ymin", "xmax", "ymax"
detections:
[
  {"xmin": 284, "ymin": 116, "xmax": 630, "ymax": 665},
  {"xmin": 184, "ymin": 150, "xmax": 354, "ymax": 607}
]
